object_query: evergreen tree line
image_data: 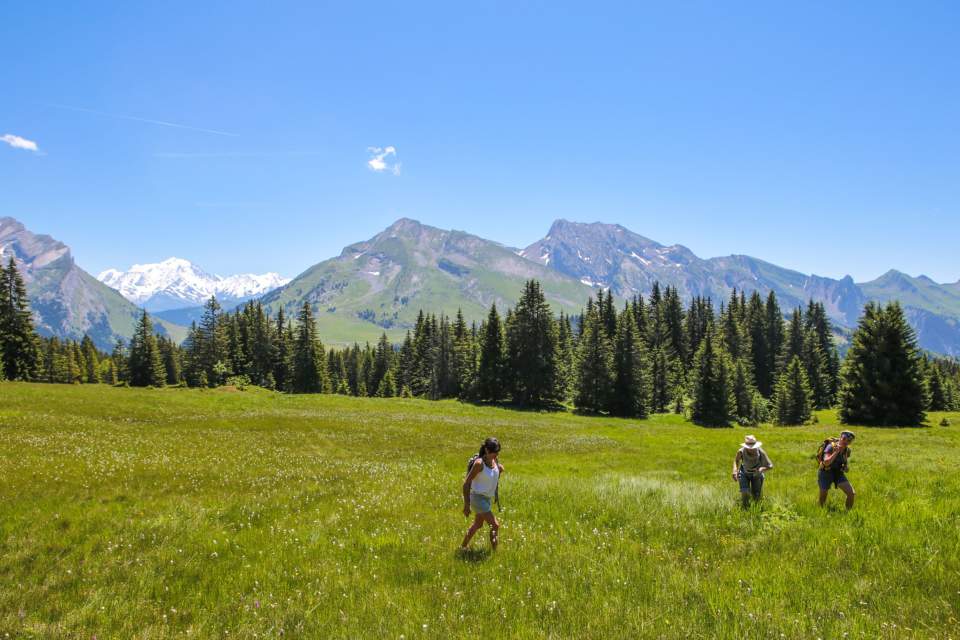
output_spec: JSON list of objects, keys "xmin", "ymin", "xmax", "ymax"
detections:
[
  {"xmin": 112, "ymin": 280, "xmax": 954, "ymax": 427},
  {"xmin": 3, "ymin": 252, "xmax": 957, "ymax": 427}
]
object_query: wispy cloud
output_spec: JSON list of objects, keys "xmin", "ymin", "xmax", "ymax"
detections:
[
  {"xmin": 1, "ymin": 134, "xmax": 39, "ymax": 152},
  {"xmin": 367, "ymin": 146, "xmax": 400, "ymax": 175},
  {"xmin": 46, "ymin": 103, "xmax": 239, "ymax": 137}
]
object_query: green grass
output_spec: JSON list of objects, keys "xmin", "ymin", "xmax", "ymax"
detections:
[{"xmin": 1, "ymin": 383, "xmax": 958, "ymax": 639}]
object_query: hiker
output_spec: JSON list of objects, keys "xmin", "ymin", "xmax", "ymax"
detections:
[
  {"xmin": 732, "ymin": 434, "xmax": 773, "ymax": 508},
  {"xmin": 818, "ymin": 430, "xmax": 856, "ymax": 509},
  {"xmin": 460, "ymin": 437, "xmax": 503, "ymax": 551}
]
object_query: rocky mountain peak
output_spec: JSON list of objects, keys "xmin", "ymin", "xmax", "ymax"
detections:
[{"xmin": 0, "ymin": 216, "xmax": 72, "ymax": 275}]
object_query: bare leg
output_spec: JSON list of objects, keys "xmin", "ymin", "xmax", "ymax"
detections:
[
  {"xmin": 460, "ymin": 513, "xmax": 484, "ymax": 548},
  {"xmin": 838, "ymin": 482, "xmax": 855, "ymax": 510},
  {"xmin": 480, "ymin": 511, "xmax": 500, "ymax": 550},
  {"xmin": 818, "ymin": 489, "xmax": 829, "ymax": 507}
]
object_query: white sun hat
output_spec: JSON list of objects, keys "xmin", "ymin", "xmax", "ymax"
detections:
[{"xmin": 742, "ymin": 435, "xmax": 762, "ymax": 449}]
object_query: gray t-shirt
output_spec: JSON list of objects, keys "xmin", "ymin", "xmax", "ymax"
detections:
[{"xmin": 739, "ymin": 447, "xmax": 773, "ymax": 473}]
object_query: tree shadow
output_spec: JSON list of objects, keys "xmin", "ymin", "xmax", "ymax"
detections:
[
  {"xmin": 455, "ymin": 547, "xmax": 493, "ymax": 563},
  {"xmin": 463, "ymin": 399, "xmax": 569, "ymax": 414}
]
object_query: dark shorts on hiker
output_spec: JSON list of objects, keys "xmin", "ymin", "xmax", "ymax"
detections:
[
  {"xmin": 470, "ymin": 493, "xmax": 493, "ymax": 514},
  {"xmin": 818, "ymin": 467, "xmax": 849, "ymax": 490},
  {"xmin": 738, "ymin": 468, "xmax": 764, "ymax": 497}
]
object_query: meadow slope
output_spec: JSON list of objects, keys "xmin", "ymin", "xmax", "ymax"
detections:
[{"xmin": 1, "ymin": 383, "xmax": 958, "ymax": 639}]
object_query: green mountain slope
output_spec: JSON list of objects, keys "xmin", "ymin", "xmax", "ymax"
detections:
[{"xmin": 261, "ymin": 218, "xmax": 595, "ymax": 344}]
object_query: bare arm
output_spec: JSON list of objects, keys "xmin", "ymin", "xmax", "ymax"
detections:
[
  {"xmin": 462, "ymin": 460, "xmax": 483, "ymax": 514},
  {"xmin": 732, "ymin": 450, "xmax": 742, "ymax": 479},
  {"xmin": 822, "ymin": 444, "xmax": 843, "ymax": 467}
]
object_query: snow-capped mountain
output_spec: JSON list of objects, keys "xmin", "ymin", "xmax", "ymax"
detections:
[{"xmin": 98, "ymin": 257, "xmax": 290, "ymax": 312}]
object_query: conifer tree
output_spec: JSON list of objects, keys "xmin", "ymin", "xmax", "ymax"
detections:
[
  {"xmin": 781, "ymin": 307, "xmax": 805, "ymax": 370},
  {"xmin": 745, "ymin": 292, "xmax": 773, "ymax": 397},
  {"xmin": 555, "ymin": 312, "xmax": 575, "ymax": 402},
  {"xmin": 273, "ymin": 312, "xmax": 293, "ymax": 391},
  {"xmin": 805, "ymin": 301, "xmax": 840, "ymax": 406},
  {"xmin": 839, "ymin": 302, "xmax": 927, "ymax": 426},
  {"xmin": 574, "ymin": 301, "xmax": 613, "ymax": 412},
  {"xmin": 478, "ymin": 303, "xmax": 507, "ymax": 401},
  {"xmin": 128, "ymin": 309, "xmax": 166, "ymax": 387},
  {"xmin": 689, "ymin": 325, "xmax": 736, "ymax": 426},
  {"xmin": 0, "ymin": 257, "xmax": 39, "ymax": 380},
  {"xmin": 927, "ymin": 363, "xmax": 949, "ymax": 411},
  {"xmin": 663, "ymin": 286, "xmax": 687, "ymax": 365},
  {"xmin": 773, "ymin": 355, "xmax": 813, "ymax": 425},
  {"xmin": 197, "ymin": 296, "xmax": 226, "ymax": 386},
  {"xmin": 111, "ymin": 339, "xmax": 129, "ymax": 384},
  {"xmin": 732, "ymin": 359, "xmax": 757, "ymax": 425},
  {"xmin": 609, "ymin": 308, "xmax": 649, "ymax": 417},
  {"xmin": 67, "ymin": 342, "xmax": 82, "ymax": 383},
  {"xmin": 506, "ymin": 280, "xmax": 559, "ymax": 406},
  {"xmin": 371, "ymin": 332, "xmax": 394, "ymax": 396},
  {"xmin": 378, "ymin": 368, "xmax": 397, "ymax": 397},
  {"xmin": 158, "ymin": 336, "xmax": 181, "ymax": 385},
  {"xmin": 80, "ymin": 335, "xmax": 101, "ymax": 383},
  {"xmin": 764, "ymin": 291, "xmax": 784, "ymax": 393},
  {"xmin": 292, "ymin": 302, "xmax": 327, "ymax": 393}
]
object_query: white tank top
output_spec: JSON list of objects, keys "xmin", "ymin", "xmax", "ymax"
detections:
[{"xmin": 470, "ymin": 461, "xmax": 500, "ymax": 497}]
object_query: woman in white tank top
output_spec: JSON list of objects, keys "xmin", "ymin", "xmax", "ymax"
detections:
[{"xmin": 460, "ymin": 437, "xmax": 504, "ymax": 551}]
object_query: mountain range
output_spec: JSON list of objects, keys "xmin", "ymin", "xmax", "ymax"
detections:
[
  {"xmin": 4, "ymin": 215, "xmax": 959, "ymax": 356},
  {"xmin": 97, "ymin": 258, "xmax": 289, "ymax": 312}
]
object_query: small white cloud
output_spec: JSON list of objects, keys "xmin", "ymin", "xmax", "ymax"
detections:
[
  {"xmin": 367, "ymin": 146, "xmax": 400, "ymax": 175},
  {"xmin": 2, "ymin": 134, "xmax": 39, "ymax": 152}
]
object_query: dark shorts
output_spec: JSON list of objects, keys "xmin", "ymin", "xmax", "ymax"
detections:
[
  {"xmin": 738, "ymin": 469, "xmax": 764, "ymax": 497},
  {"xmin": 818, "ymin": 467, "xmax": 849, "ymax": 490}
]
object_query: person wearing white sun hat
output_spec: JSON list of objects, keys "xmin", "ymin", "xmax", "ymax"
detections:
[{"xmin": 732, "ymin": 435, "xmax": 773, "ymax": 508}]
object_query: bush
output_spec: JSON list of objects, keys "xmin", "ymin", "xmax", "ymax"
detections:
[
  {"xmin": 225, "ymin": 375, "xmax": 252, "ymax": 391},
  {"xmin": 940, "ymin": 417, "xmax": 951, "ymax": 427}
]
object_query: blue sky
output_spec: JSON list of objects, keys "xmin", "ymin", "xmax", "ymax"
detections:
[{"xmin": 2, "ymin": 2, "xmax": 958, "ymax": 283}]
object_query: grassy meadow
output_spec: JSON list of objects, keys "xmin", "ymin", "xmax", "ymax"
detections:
[{"xmin": 1, "ymin": 383, "xmax": 958, "ymax": 639}]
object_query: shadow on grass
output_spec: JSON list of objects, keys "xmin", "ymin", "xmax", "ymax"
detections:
[
  {"xmin": 455, "ymin": 547, "xmax": 493, "ymax": 563},
  {"xmin": 463, "ymin": 400, "xmax": 569, "ymax": 414}
]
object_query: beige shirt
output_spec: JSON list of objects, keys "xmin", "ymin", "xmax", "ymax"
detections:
[{"xmin": 738, "ymin": 447, "xmax": 773, "ymax": 473}]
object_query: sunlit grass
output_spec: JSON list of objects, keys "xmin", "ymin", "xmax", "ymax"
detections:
[{"xmin": 1, "ymin": 383, "xmax": 958, "ymax": 638}]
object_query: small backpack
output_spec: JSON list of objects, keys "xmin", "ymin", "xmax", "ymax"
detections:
[
  {"xmin": 465, "ymin": 454, "xmax": 501, "ymax": 510},
  {"xmin": 816, "ymin": 438, "xmax": 851, "ymax": 470}
]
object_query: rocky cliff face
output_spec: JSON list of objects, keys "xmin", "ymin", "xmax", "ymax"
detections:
[{"xmin": 0, "ymin": 217, "xmax": 185, "ymax": 349}]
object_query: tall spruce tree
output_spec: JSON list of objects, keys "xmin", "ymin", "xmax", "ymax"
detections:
[
  {"xmin": 506, "ymin": 280, "xmax": 559, "ymax": 406},
  {"xmin": 80, "ymin": 335, "xmax": 101, "ymax": 383},
  {"xmin": 555, "ymin": 312, "xmax": 576, "ymax": 402},
  {"xmin": 292, "ymin": 302, "xmax": 327, "ymax": 393},
  {"xmin": 689, "ymin": 324, "xmax": 736, "ymax": 427},
  {"xmin": 0, "ymin": 257, "xmax": 39, "ymax": 380},
  {"xmin": 764, "ymin": 292, "xmax": 784, "ymax": 394},
  {"xmin": 609, "ymin": 307, "xmax": 649, "ymax": 417},
  {"xmin": 731, "ymin": 359, "xmax": 757, "ymax": 425},
  {"xmin": 478, "ymin": 303, "xmax": 507, "ymax": 401},
  {"xmin": 839, "ymin": 302, "xmax": 927, "ymax": 426},
  {"xmin": 128, "ymin": 309, "xmax": 166, "ymax": 387},
  {"xmin": 773, "ymin": 355, "xmax": 813, "ymax": 425},
  {"xmin": 197, "ymin": 296, "xmax": 226, "ymax": 386},
  {"xmin": 574, "ymin": 300, "xmax": 613, "ymax": 413}
]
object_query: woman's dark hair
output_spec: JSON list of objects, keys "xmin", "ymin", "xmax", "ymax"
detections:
[{"xmin": 479, "ymin": 437, "xmax": 501, "ymax": 457}]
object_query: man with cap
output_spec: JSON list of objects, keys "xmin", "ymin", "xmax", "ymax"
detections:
[
  {"xmin": 732, "ymin": 435, "xmax": 774, "ymax": 508},
  {"xmin": 819, "ymin": 430, "xmax": 856, "ymax": 510}
]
